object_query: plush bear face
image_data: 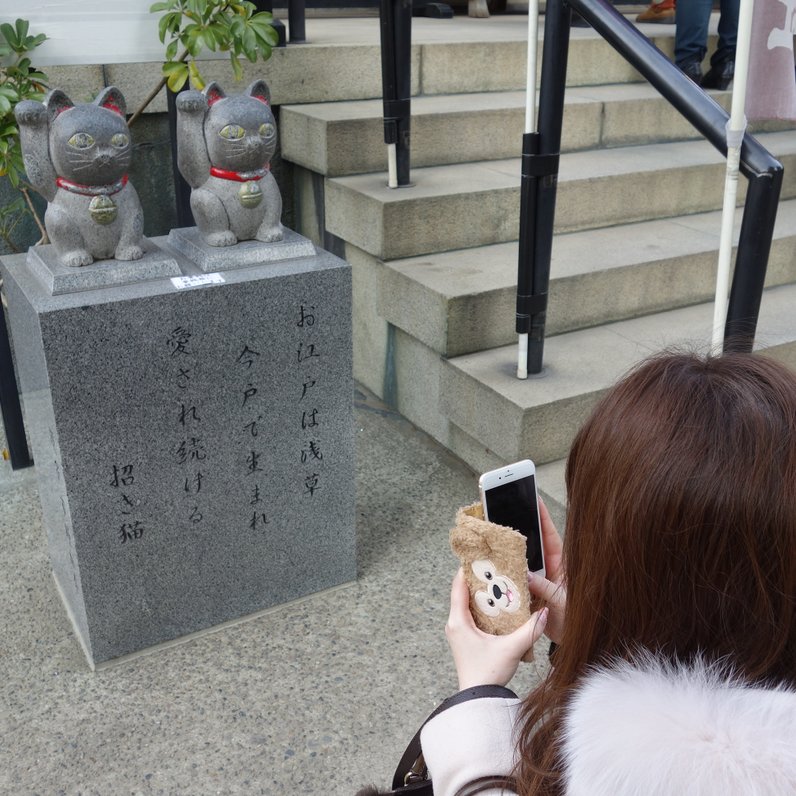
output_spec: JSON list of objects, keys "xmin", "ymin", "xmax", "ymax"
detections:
[
  {"xmin": 450, "ymin": 502, "xmax": 532, "ymax": 635},
  {"xmin": 471, "ymin": 559, "xmax": 522, "ymax": 617}
]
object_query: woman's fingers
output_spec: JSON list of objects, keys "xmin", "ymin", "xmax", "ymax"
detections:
[
  {"xmin": 538, "ymin": 497, "xmax": 563, "ymax": 581},
  {"xmin": 508, "ymin": 606, "xmax": 548, "ymax": 649},
  {"xmin": 527, "ymin": 570, "xmax": 564, "ymax": 605},
  {"xmin": 527, "ymin": 571, "xmax": 566, "ymax": 645}
]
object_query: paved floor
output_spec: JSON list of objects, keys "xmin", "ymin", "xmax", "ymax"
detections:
[{"xmin": 0, "ymin": 386, "xmax": 564, "ymax": 795}]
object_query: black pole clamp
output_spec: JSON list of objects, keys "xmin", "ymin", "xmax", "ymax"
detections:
[
  {"xmin": 516, "ymin": 292, "xmax": 548, "ymax": 333},
  {"xmin": 383, "ymin": 98, "xmax": 411, "ymax": 119},
  {"xmin": 521, "ymin": 152, "xmax": 560, "ymax": 179},
  {"xmin": 383, "ymin": 99, "xmax": 411, "ymax": 145}
]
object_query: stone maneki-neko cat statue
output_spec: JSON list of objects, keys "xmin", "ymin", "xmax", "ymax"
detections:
[
  {"xmin": 15, "ymin": 87, "xmax": 145, "ymax": 268},
  {"xmin": 176, "ymin": 79, "xmax": 283, "ymax": 247}
]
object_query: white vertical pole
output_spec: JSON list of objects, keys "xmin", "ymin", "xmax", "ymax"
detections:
[
  {"xmin": 387, "ymin": 143, "xmax": 398, "ymax": 189},
  {"xmin": 525, "ymin": 1, "xmax": 539, "ymax": 134}
]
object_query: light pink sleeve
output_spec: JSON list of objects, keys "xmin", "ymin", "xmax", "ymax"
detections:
[{"xmin": 420, "ymin": 697, "xmax": 522, "ymax": 796}]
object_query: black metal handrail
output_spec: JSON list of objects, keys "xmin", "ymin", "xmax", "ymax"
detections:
[
  {"xmin": 0, "ymin": 292, "xmax": 33, "ymax": 470},
  {"xmin": 254, "ymin": 0, "xmax": 306, "ymax": 44},
  {"xmin": 380, "ymin": 0, "xmax": 413, "ymax": 186},
  {"xmin": 517, "ymin": 0, "xmax": 784, "ymax": 373}
]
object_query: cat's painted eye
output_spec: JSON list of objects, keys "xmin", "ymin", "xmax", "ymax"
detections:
[
  {"xmin": 110, "ymin": 133, "xmax": 129, "ymax": 149},
  {"xmin": 68, "ymin": 132, "xmax": 95, "ymax": 149},
  {"xmin": 259, "ymin": 122, "xmax": 275, "ymax": 139},
  {"xmin": 219, "ymin": 124, "xmax": 245, "ymax": 140}
]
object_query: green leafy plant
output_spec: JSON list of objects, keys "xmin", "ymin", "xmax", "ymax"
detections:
[
  {"xmin": 0, "ymin": 18, "xmax": 47, "ymax": 186},
  {"xmin": 0, "ymin": 194, "xmax": 28, "ymax": 252},
  {"xmin": 0, "ymin": 18, "xmax": 48, "ymax": 248},
  {"xmin": 128, "ymin": 1, "xmax": 278, "ymax": 125},
  {"xmin": 153, "ymin": 0, "xmax": 278, "ymax": 91}
]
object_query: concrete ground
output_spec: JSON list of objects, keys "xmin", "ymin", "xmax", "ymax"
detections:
[{"xmin": 0, "ymin": 386, "xmax": 564, "ymax": 795}]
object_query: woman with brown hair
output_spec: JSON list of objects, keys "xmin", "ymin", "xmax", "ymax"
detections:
[{"xmin": 422, "ymin": 351, "xmax": 796, "ymax": 795}]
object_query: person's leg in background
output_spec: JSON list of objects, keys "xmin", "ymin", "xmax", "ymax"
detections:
[
  {"xmin": 674, "ymin": 0, "xmax": 713, "ymax": 81},
  {"xmin": 701, "ymin": 0, "xmax": 739, "ymax": 88}
]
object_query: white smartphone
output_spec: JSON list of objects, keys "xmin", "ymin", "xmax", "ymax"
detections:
[{"xmin": 478, "ymin": 459, "xmax": 546, "ymax": 577}]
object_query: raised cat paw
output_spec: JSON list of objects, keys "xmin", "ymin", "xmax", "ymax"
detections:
[
  {"xmin": 115, "ymin": 245, "xmax": 144, "ymax": 261},
  {"xmin": 256, "ymin": 226, "xmax": 285, "ymax": 244},
  {"xmin": 14, "ymin": 100, "xmax": 47, "ymax": 126},
  {"xmin": 176, "ymin": 91, "xmax": 208, "ymax": 114},
  {"xmin": 206, "ymin": 230, "xmax": 237, "ymax": 247},
  {"xmin": 63, "ymin": 250, "xmax": 94, "ymax": 268}
]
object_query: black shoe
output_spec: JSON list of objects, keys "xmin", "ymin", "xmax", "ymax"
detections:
[
  {"xmin": 701, "ymin": 60, "xmax": 734, "ymax": 90},
  {"xmin": 679, "ymin": 59, "xmax": 703, "ymax": 84}
]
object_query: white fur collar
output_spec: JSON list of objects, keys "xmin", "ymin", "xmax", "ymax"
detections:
[{"xmin": 562, "ymin": 657, "xmax": 796, "ymax": 795}]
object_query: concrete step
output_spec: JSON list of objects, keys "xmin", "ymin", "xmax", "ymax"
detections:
[
  {"xmin": 281, "ymin": 85, "xmax": 792, "ymax": 177},
  {"xmin": 51, "ymin": 13, "xmax": 673, "ymax": 113},
  {"xmin": 440, "ymin": 282, "xmax": 796, "ymax": 468},
  {"xmin": 377, "ymin": 199, "xmax": 796, "ymax": 357},
  {"xmin": 253, "ymin": 14, "xmax": 676, "ymax": 106},
  {"xmin": 408, "ymin": 19, "xmax": 678, "ymax": 94},
  {"xmin": 325, "ymin": 130, "xmax": 796, "ymax": 260},
  {"xmin": 535, "ymin": 458, "xmax": 568, "ymax": 513}
]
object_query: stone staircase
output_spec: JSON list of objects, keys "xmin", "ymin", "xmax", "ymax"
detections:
[{"xmin": 278, "ymin": 14, "xmax": 796, "ymax": 502}]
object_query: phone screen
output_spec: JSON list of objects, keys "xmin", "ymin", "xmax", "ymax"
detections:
[{"xmin": 484, "ymin": 475, "xmax": 544, "ymax": 573}]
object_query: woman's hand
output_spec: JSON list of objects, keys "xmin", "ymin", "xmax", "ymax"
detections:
[
  {"xmin": 445, "ymin": 568, "xmax": 549, "ymax": 690},
  {"xmin": 527, "ymin": 497, "xmax": 567, "ymax": 645}
]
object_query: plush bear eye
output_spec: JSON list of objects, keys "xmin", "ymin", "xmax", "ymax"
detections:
[
  {"xmin": 68, "ymin": 132, "xmax": 95, "ymax": 149},
  {"xmin": 259, "ymin": 122, "xmax": 275, "ymax": 138},
  {"xmin": 472, "ymin": 559, "xmax": 498, "ymax": 585},
  {"xmin": 219, "ymin": 124, "xmax": 245, "ymax": 140},
  {"xmin": 475, "ymin": 590, "xmax": 501, "ymax": 617},
  {"xmin": 110, "ymin": 133, "xmax": 129, "ymax": 148}
]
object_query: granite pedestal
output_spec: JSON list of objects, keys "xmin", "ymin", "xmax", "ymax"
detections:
[{"xmin": 1, "ymin": 233, "xmax": 355, "ymax": 667}]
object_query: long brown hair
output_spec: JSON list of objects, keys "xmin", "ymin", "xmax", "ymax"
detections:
[{"xmin": 515, "ymin": 351, "xmax": 796, "ymax": 795}]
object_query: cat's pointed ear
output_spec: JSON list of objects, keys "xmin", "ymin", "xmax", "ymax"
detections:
[
  {"xmin": 246, "ymin": 80, "xmax": 271, "ymax": 106},
  {"xmin": 204, "ymin": 82, "xmax": 226, "ymax": 106},
  {"xmin": 95, "ymin": 87, "xmax": 127, "ymax": 117},
  {"xmin": 45, "ymin": 89, "xmax": 74, "ymax": 122}
]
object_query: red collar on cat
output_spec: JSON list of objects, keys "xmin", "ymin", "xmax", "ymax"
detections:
[
  {"xmin": 56, "ymin": 175, "xmax": 128, "ymax": 196},
  {"xmin": 209, "ymin": 165, "xmax": 270, "ymax": 182}
]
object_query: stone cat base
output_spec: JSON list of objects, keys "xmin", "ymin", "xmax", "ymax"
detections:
[{"xmin": 1, "ymin": 230, "xmax": 355, "ymax": 667}]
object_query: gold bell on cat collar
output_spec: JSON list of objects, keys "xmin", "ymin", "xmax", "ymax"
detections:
[
  {"xmin": 89, "ymin": 194, "xmax": 118, "ymax": 225},
  {"xmin": 238, "ymin": 180, "xmax": 263, "ymax": 209}
]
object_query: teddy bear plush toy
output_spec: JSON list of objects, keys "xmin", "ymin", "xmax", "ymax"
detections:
[{"xmin": 450, "ymin": 501, "xmax": 533, "ymax": 635}]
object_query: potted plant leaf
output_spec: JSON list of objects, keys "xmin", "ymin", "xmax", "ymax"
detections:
[{"xmin": 0, "ymin": 18, "xmax": 48, "ymax": 253}]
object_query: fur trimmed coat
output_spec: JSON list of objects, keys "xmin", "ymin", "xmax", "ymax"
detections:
[{"xmin": 420, "ymin": 658, "xmax": 796, "ymax": 795}]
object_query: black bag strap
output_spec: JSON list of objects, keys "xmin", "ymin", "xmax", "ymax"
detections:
[
  {"xmin": 454, "ymin": 775, "xmax": 518, "ymax": 796},
  {"xmin": 391, "ymin": 685, "xmax": 518, "ymax": 791}
]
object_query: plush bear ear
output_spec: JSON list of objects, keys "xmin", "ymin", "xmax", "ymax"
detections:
[
  {"xmin": 94, "ymin": 86, "xmax": 126, "ymax": 116},
  {"xmin": 246, "ymin": 79, "xmax": 271, "ymax": 106},
  {"xmin": 45, "ymin": 89, "xmax": 74, "ymax": 122},
  {"xmin": 204, "ymin": 82, "xmax": 226, "ymax": 106},
  {"xmin": 450, "ymin": 525, "xmax": 487, "ymax": 560}
]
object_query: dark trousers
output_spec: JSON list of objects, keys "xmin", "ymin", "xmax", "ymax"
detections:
[{"xmin": 674, "ymin": 0, "xmax": 739, "ymax": 68}]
